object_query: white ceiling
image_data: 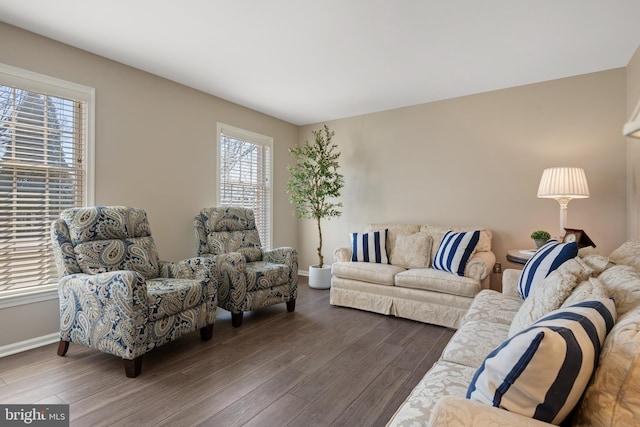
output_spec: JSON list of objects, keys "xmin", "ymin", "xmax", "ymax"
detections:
[{"xmin": 1, "ymin": 1, "xmax": 640, "ymax": 126}]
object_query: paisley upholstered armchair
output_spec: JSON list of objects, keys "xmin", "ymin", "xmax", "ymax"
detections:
[
  {"xmin": 50, "ymin": 206, "xmax": 229, "ymax": 377},
  {"xmin": 194, "ymin": 207, "xmax": 298, "ymax": 327}
]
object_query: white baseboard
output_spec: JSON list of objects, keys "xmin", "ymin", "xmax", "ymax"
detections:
[
  {"xmin": 0, "ymin": 332, "xmax": 59, "ymax": 358},
  {"xmin": 298, "ymin": 269, "xmax": 309, "ymax": 276}
]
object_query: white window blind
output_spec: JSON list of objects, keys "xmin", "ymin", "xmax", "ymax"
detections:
[
  {"xmin": 218, "ymin": 124, "xmax": 272, "ymax": 248},
  {"xmin": 0, "ymin": 65, "xmax": 93, "ymax": 297}
]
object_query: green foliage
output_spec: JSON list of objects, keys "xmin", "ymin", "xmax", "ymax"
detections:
[
  {"xmin": 287, "ymin": 125, "xmax": 344, "ymax": 267},
  {"xmin": 530, "ymin": 230, "xmax": 551, "ymax": 240}
]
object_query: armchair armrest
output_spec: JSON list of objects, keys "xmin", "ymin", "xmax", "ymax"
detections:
[
  {"xmin": 58, "ymin": 270, "xmax": 149, "ymax": 358},
  {"xmin": 464, "ymin": 251, "xmax": 496, "ymax": 281},
  {"xmin": 502, "ymin": 269, "xmax": 522, "ymax": 297},
  {"xmin": 429, "ymin": 396, "xmax": 552, "ymax": 427},
  {"xmin": 262, "ymin": 246, "xmax": 297, "ymax": 267},
  {"xmin": 159, "ymin": 256, "xmax": 220, "ymax": 324},
  {"xmin": 334, "ymin": 247, "xmax": 352, "ymax": 263},
  {"xmin": 262, "ymin": 247, "xmax": 298, "ymax": 292},
  {"xmin": 160, "ymin": 255, "xmax": 231, "ymax": 326}
]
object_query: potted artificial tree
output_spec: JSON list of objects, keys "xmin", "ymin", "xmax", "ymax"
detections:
[{"xmin": 287, "ymin": 125, "xmax": 344, "ymax": 289}]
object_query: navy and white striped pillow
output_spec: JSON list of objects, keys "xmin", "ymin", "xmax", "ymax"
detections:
[
  {"xmin": 518, "ymin": 240, "xmax": 578, "ymax": 299},
  {"xmin": 433, "ymin": 230, "xmax": 480, "ymax": 276},
  {"xmin": 350, "ymin": 230, "xmax": 389, "ymax": 264},
  {"xmin": 467, "ymin": 299, "xmax": 616, "ymax": 425}
]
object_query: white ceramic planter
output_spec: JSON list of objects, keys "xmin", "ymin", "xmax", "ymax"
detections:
[{"xmin": 308, "ymin": 265, "xmax": 332, "ymax": 289}]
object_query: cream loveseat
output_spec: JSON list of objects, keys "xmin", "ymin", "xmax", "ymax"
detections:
[
  {"xmin": 388, "ymin": 241, "xmax": 640, "ymax": 426},
  {"xmin": 330, "ymin": 224, "xmax": 496, "ymax": 329}
]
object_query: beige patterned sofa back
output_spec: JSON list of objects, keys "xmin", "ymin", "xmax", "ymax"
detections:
[
  {"xmin": 366, "ymin": 223, "xmax": 492, "ymax": 268},
  {"xmin": 571, "ymin": 240, "xmax": 640, "ymax": 425}
]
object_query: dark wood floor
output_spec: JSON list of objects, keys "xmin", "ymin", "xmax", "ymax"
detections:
[{"xmin": 0, "ymin": 277, "xmax": 454, "ymax": 426}]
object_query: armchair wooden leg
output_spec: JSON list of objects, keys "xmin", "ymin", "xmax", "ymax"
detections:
[
  {"xmin": 124, "ymin": 356, "xmax": 143, "ymax": 378},
  {"xmin": 57, "ymin": 340, "xmax": 69, "ymax": 357},
  {"xmin": 287, "ymin": 299, "xmax": 296, "ymax": 312},
  {"xmin": 231, "ymin": 312, "xmax": 243, "ymax": 328},
  {"xmin": 200, "ymin": 324, "xmax": 214, "ymax": 341}
]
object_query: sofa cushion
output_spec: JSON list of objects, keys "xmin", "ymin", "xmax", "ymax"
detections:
[
  {"xmin": 146, "ymin": 278, "xmax": 207, "ymax": 321},
  {"xmin": 390, "ymin": 232, "xmax": 432, "ymax": 268},
  {"xmin": 609, "ymin": 239, "xmax": 640, "ymax": 271},
  {"xmin": 461, "ymin": 290, "xmax": 523, "ymax": 326},
  {"xmin": 467, "ymin": 299, "xmax": 616, "ymax": 425},
  {"xmin": 433, "ymin": 230, "xmax": 480, "ymax": 277},
  {"xmin": 387, "ymin": 360, "xmax": 478, "ymax": 427},
  {"xmin": 517, "ymin": 240, "xmax": 578, "ymax": 299},
  {"xmin": 395, "ymin": 268, "xmax": 480, "ymax": 298},
  {"xmin": 245, "ymin": 261, "xmax": 290, "ymax": 291},
  {"xmin": 441, "ymin": 320, "xmax": 510, "ymax": 369},
  {"xmin": 572, "ymin": 303, "xmax": 640, "ymax": 426},
  {"xmin": 331, "ymin": 261, "xmax": 405, "ymax": 286},
  {"xmin": 429, "ymin": 395, "xmax": 556, "ymax": 427},
  {"xmin": 596, "ymin": 264, "xmax": 640, "ymax": 317},
  {"xmin": 350, "ymin": 230, "xmax": 389, "ymax": 264}
]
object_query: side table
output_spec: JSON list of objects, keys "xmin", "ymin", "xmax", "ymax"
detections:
[{"xmin": 506, "ymin": 249, "xmax": 536, "ymax": 265}]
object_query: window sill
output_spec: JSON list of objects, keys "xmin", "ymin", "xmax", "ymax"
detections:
[{"xmin": 0, "ymin": 285, "xmax": 58, "ymax": 309}]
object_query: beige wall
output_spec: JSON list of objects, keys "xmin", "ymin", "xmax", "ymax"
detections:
[
  {"xmin": 0, "ymin": 20, "xmax": 635, "ymax": 349},
  {"xmin": 0, "ymin": 22, "xmax": 298, "ymax": 346},
  {"xmin": 298, "ymin": 69, "xmax": 628, "ymax": 275},
  {"xmin": 626, "ymin": 45, "xmax": 640, "ymax": 239}
]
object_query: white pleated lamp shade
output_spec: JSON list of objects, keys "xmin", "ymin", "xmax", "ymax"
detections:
[{"xmin": 537, "ymin": 167, "xmax": 589, "ymax": 199}]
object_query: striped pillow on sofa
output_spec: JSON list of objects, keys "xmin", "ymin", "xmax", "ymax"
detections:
[
  {"xmin": 467, "ymin": 298, "xmax": 616, "ymax": 425},
  {"xmin": 433, "ymin": 229, "xmax": 480, "ymax": 276},
  {"xmin": 518, "ymin": 240, "xmax": 578, "ymax": 299},
  {"xmin": 350, "ymin": 230, "xmax": 389, "ymax": 264}
]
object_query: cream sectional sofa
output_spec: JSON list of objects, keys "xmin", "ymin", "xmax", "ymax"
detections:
[
  {"xmin": 387, "ymin": 241, "xmax": 640, "ymax": 426},
  {"xmin": 330, "ymin": 224, "xmax": 496, "ymax": 329}
]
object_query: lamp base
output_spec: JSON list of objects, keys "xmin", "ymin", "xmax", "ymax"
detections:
[{"xmin": 558, "ymin": 199, "xmax": 569, "ymax": 238}]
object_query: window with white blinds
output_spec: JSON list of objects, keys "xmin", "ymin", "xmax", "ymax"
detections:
[
  {"xmin": 0, "ymin": 64, "xmax": 94, "ymax": 299},
  {"xmin": 217, "ymin": 123, "xmax": 272, "ymax": 249}
]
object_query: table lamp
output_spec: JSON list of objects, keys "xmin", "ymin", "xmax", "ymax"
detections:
[{"xmin": 537, "ymin": 167, "xmax": 589, "ymax": 237}]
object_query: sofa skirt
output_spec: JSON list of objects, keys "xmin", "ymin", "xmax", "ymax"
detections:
[{"xmin": 330, "ymin": 277, "xmax": 474, "ymax": 329}]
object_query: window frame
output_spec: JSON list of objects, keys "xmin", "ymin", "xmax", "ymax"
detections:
[
  {"xmin": 216, "ymin": 123, "xmax": 273, "ymax": 249},
  {"xmin": 0, "ymin": 63, "xmax": 95, "ymax": 308}
]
